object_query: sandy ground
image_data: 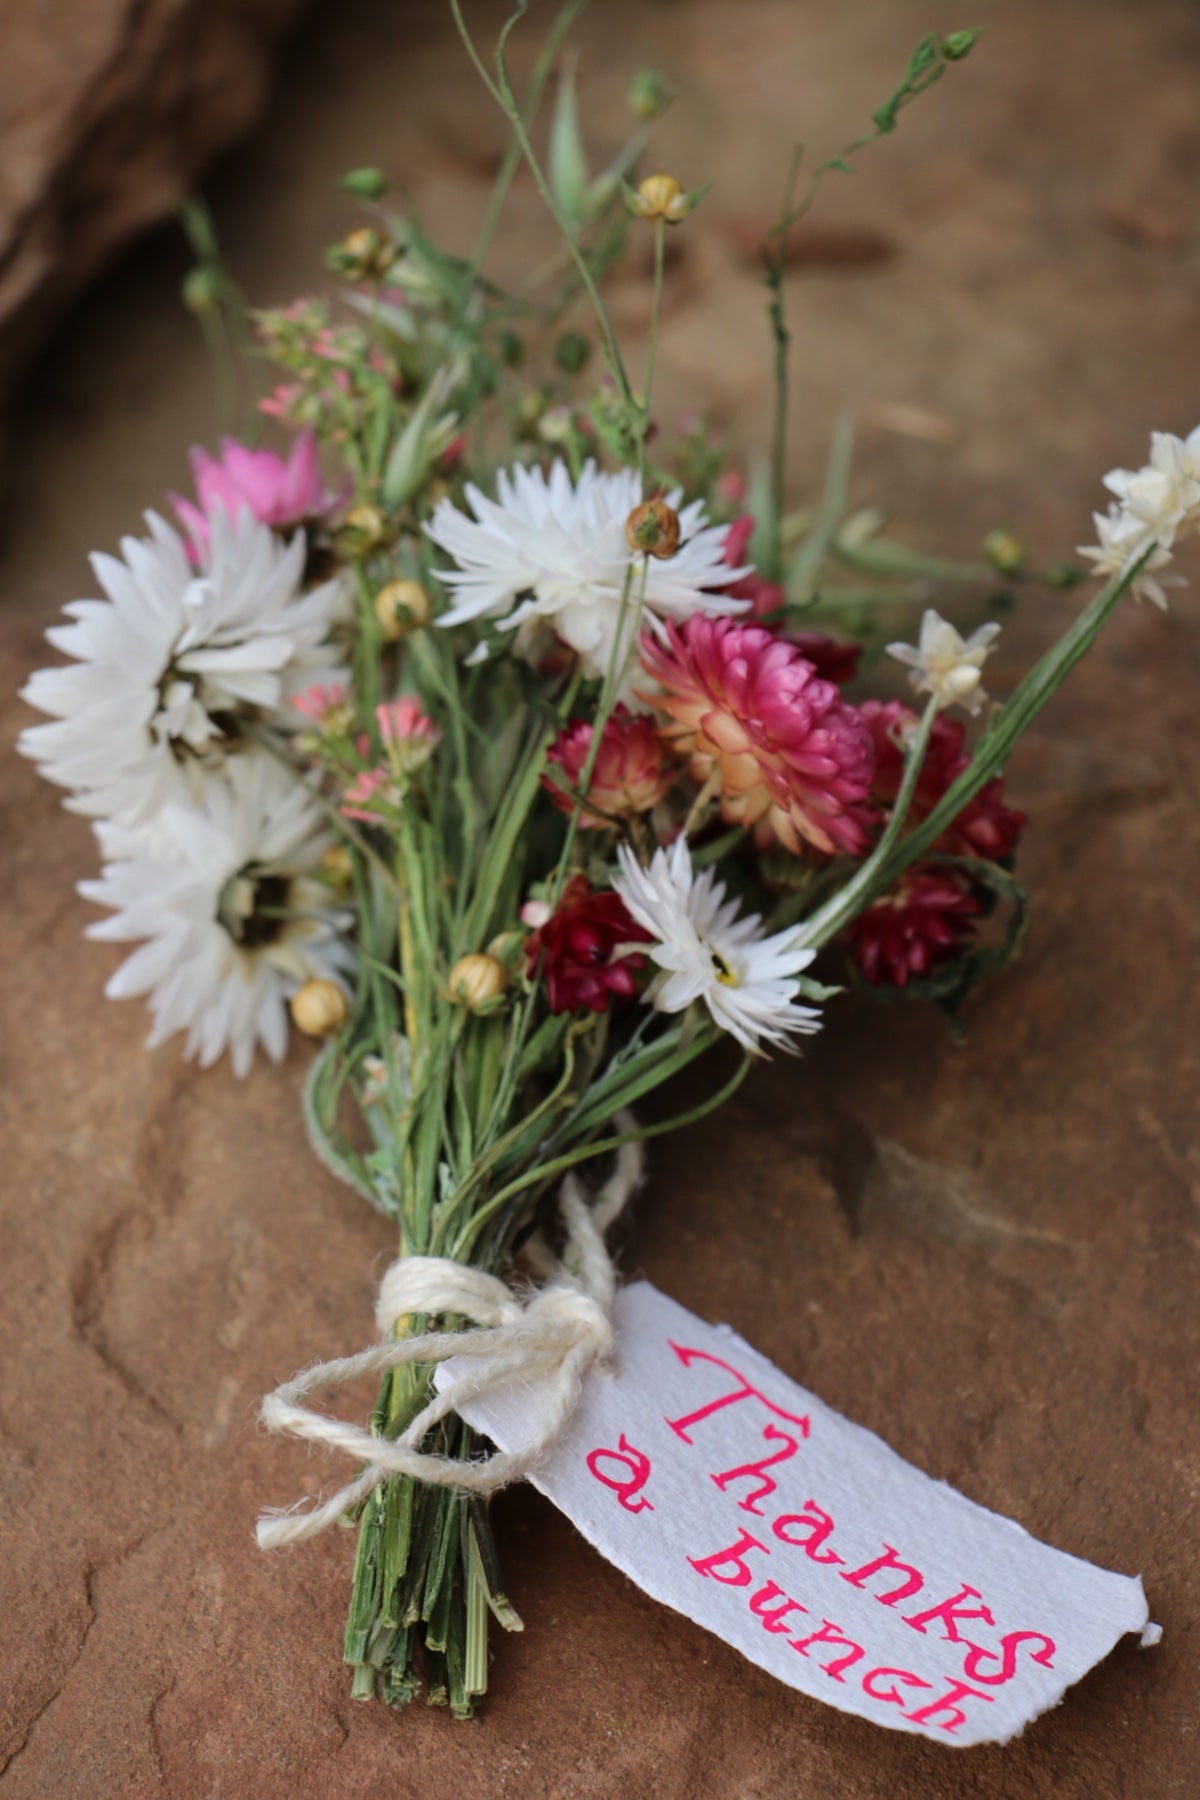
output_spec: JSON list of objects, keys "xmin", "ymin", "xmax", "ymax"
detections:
[{"xmin": 2, "ymin": 1, "xmax": 1199, "ymax": 1794}]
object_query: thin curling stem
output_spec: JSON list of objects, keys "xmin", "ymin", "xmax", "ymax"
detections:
[{"xmin": 448, "ymin": 0, "xmax": 636, "ymax": 412}]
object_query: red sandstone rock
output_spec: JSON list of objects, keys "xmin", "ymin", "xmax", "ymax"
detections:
[{"xmin": 0, "ymin": 0, "xmax": 309, "ymax": 406}]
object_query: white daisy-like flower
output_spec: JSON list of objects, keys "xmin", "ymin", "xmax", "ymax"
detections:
[
  {"xmin": 80, "ymin": 752, "xmax": 353, "ymax": 1078},
  {"xmin": 612, "ymin": 836, "xmax": 823, "ymax": 1055},
  {"xmin": 426, "ymin": 458, "xmax": 747, "ymax": 703},
  {"xmin": 19, "ymin": 507, "xmax": 345, "ymax": 825},
  {"xmin": 887, "ymin": 609, "xmax": 1000, "ymax": 716}
]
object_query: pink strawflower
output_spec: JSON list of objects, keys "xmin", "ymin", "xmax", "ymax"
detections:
[
  {"xmin": 293, "ymin": 681, "xmax": 352, "ymax": 731},
  {"xmin": 641, "ymin": 616, "xmax": 876, "ymax": 857},
  {"xmin": 845, "ymin": 867, "xmax": 983, "ymax": 989},
  {"xmin": 171, "ymin": 429, "xmax": 342, "ymax": 558},
  {"xmin": 543, "ymin": 706, "xmax": 671, "ymax": 828},
  {"xmin": 722, "ymin": 515, "xmax": 786, "ymax": 618},
  {"xmin": 860, "ymin": 700, "xmax": 1025, "ymax": 863},
  {"xmin": 376, "ymin": 698, "xmax": 441, "ymax": 773}
]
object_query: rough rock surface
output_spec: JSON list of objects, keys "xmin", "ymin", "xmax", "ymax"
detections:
[
  {"xmin": 0, "ymin": 0, "xmax": 309, "ymax": 408},
  {"xmin": 2, "ymin": 0, "xmax": 1200, "ymax": 1794}
]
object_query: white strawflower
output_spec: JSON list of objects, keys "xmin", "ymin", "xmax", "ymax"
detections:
[
  {"xmin": 426, "ymin": 458, "xmax": 746, "ymax": 701},
  {"xmin": 19, "ymin": 507, "xmax": 345, "ymax": 825},
  {"xmin": 887, "ymin": 609, "xmax": 1000, "ymax": 716},
  {"xmin": 1102, "ymin": 430, "xmax": 1200, "ymax": 548},
  {"xmin": 612, "ymin": 836, "xmax": 823, "ymax": 1055},
  {"xmin": 80, "ymin": 753, "xmax": 353, "ymax": 1078},
  {"xmin": 1077, "ymin": 503, "xmax": 1180, "ymax": 610},
  {"xmin": 1078, "ymin": 426, "xmax": 1200, "ymax": 609}
]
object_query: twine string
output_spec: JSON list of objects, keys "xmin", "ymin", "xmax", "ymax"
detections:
[{"xmin": 256, "ymin": 1132, "xmax": 643, "ymax": 1549}]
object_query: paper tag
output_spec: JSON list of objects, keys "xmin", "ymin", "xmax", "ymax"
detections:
[{"xmin": 437, "ymin": 1281, "xmax": 1152, "ymax": 1746}]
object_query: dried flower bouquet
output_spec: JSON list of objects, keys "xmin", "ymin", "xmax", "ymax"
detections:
[{"xmin": 19, "ymin": 4, "xmax": 1193, "ymax": 1717}]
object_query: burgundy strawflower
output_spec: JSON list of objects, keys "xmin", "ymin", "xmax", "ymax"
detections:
[
  {"xmin": 543, "ymin": 706, "xmax": 671, "ymax": 828},
  {"xmin": 641, "ymin": 615, "xmax": 877, "ymax": 857},
  {"xmin": 785, "ymin": 631, "xmax": 862, "ymax": 687},
  {"xmin": 860, "ymin": 699, "xmax": 1025, "ymax": 862},
  {"xmin": 846, "ymin": 868, "xmax": 983, "ymax": 988},
  {"xmin": 524, "ymin": 876, "xmax": 650, "ymax": 1014}
]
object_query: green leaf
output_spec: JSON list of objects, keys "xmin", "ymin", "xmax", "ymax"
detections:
[{"xmin": 548, "ymin": 62, "xmax": 589, "ymax": 230}]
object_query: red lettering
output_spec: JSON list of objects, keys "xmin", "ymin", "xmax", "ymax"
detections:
[
  {"xmin": 861, "ymin": 1667, "xmax": 933, "ymax": 1707},
  {"xmin": 665, "ymin": 1343, "xmax": 810, "ymax": 1445},
  {"xmin": 687, "ymin": 1528, "xmax": 768, "ymax": 1587},
  {"xmin": 961, "ymin": 1629, "xmax": 1057, "ymax": 1686},
  {"xmin": 906, "ymin": 1677, "xmax": 995, "ymax": 1736},
  {"xmin": 906, "ymin": 1583, "xmax": 996, "ymax": 1643},
  {"xmin": 839, "ymin": 1544, "xmax": 924, "ymax": 1606},
  {"xmin": 711, "ymin": 1424, "xmax": 803, "ymax": 1515},
  {"xmin": 789, "ymin": 1619, "xmax": 865, "ymax": 1682},
  {"xmin": 585, "ymin": 1435, "xmax": 654, "ymax": 1513},
  {"xmin": 747, "ymin": 1582, "xmax": 808, "ymax": 1635},
  {"xmin": 772, "ymin": 1500, "xmax": 844, "ymax": 1566}
]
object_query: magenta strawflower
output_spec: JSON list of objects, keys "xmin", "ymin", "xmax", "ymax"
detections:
[
  {"xmin": 641, "ymin": 616, "xmax": 876, "ymax": 856},
  {"xmin": 171, "ymin": 429, "xmax": 342, "ymax": 559},
  {"xmin": 543, "ymin": 706, "xmax": 671, "ymax": 828}
]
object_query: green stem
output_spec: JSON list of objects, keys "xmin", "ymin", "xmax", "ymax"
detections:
[
  {"xmin": 800, "ymin": 552, "xmax": 1147, "ymax": 948},
  {"xmin": 448, "ymin": 0, "xmax": 636, "ymax": 411},
  {"xmin": 639, "ymin": 218, "xmax": 666, "ymax": 485},
  {"xmin": 799, "ymin": 694, "xmax": 938, "ymax": 947}
]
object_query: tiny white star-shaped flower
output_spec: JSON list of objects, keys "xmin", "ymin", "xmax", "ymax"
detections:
[{"xmin": 886, "ymin": 609, "xmax": 1000, "ymax": 716}]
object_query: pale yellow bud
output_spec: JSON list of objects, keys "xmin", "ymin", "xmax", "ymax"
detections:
[
  {"xmin": 448, "ymin": 952, "xmax": 507, "ymax": 1011},
  {"xmin": 374, "ymin": 578, "xmax": 432, "ymax": 640},
  {"xmin": 290, "ymin": 978, "xmax": 349, "ymax": 1038},
  {"xmin": 335, "ymin": 503, "xmax": 390, "ymax": 559},
  {"xmin": 318, "ymin": 845, "xmax": 354, "ymax": 894},
  {"xmin": 634, "ymin": 173, "xmax": 686, "ymax": 222}
]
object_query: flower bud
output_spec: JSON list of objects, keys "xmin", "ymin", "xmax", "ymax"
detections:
[
  {"xmin": 318, "ymin": 845, "xmax": 354, "ymax": 895},
  {"xmin": 942, "ymin": 28, "xmax": 983, "ymax": 60},
  {"xmin": 182, "ymin": 267, "xmax": 225, "ymax": 317},
  {"xmin": 983, "ymin": 529, "xmax": 1025, "ymax": 577},
  {"xmin": 290, "ymin": 978, "xmax": 349, "ymax": 1038},
  {"xmin": 537, "ymin": 405, "xmax": 576, "ymax": 446},
  {"xmin": 328, "ymin": 225, "xmax": 394, "ymax": 281},
  {"xmin": 448, "ymin": 952, "xmax": 507, "ymax": 1011},
  {"xmin": 374, "ymin": 578, "xmax": 432, "ymax": 640},
  {"xmin": 339, "ymin": 167, "xmax": 389, "ymax": 201},
  {"xmin": 555, "ymin": 331, "xmax": 591, "ymax": 375},
  {"xmin": 336, "ymin": 503, "xmax": 390, "ymax": 560},
  {"xmin": 633, "ymin": 173, "xmax": 685, "ymax": 222},
  {"xmin": 627, "ymin": 67, "xmax": 673, "ymax": 121},
  {"xmin": 625, "ymin": 498, "xmax": 681, "ymax": 559}
]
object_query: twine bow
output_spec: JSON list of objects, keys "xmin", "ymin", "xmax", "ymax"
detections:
[{"xmin": 256, "ymin": 1133, "xmax": 643, "ymax": 1549}]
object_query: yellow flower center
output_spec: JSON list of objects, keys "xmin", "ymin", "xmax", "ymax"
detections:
[{"xmin": 711, "ymin": 949, "xmax": 738, "ymax": 987}]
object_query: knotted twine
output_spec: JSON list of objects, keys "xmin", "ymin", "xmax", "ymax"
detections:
[{"xmin": 256, "ymin": 1131, "xmax": 643, "ymax": 1549}]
